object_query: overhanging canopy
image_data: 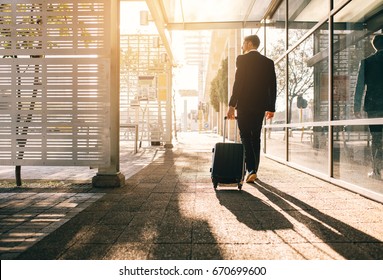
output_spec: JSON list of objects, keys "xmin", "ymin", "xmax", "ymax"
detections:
[
  {"xmin": 146, "ymin": 0, "xmax": 278, "ymax": 30},
  {"xmin": 141, "ymin": 0, "xmax": 279, "ymax": 64}
]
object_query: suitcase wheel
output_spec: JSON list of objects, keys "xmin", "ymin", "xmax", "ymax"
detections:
[{"xmin": 212, "ymin": 179, "xmax": 218, "ymax": 189}]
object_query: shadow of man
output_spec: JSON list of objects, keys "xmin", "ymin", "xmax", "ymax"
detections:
[
  {"xmin": 252, "ymin": 180, "xmax": 383, "ymax": 259},
  {"xmin": 215, "ymin": 189, "xmax": 293, "ymax": 231},
  {"xmin": 16, "ymin": 149, "xmax": 224, "ymax": 260}
]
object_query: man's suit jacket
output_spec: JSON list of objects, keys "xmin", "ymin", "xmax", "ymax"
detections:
[
  {"xmin": 354, "ymin": 50, "xmax": 383, "ymax": 113},
  {"xmin": 229, "ymin": 51, "xmax": 277, "ymax": 114}
]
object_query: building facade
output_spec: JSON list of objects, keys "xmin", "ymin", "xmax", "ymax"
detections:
[
  {"xmin": 261, "ymin": 0, "xmax": 383, "ymax": 202},
  {"xmin": 205, "ymin": 0, "xmax": 382, "ymax": 202}
]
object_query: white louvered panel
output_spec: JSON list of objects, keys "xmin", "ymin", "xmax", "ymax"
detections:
[
  {"xmin": 0, "ymin": 1, "xmax": 109, "ymax": 56},
  {"xmin": 0, "ymin": 1, "xmax": 111, "ymax": 166},
  {"xmin": 120, "ymin": 34, "xmax": 170, "ymax": 144}
]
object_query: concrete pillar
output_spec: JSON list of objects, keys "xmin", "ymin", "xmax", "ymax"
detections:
[
  {"xmin": 92, "ymin": 0, "xmax": 125, "ymax": 188},
  {"xmin": 164, "ymin": 65, "xmax": 173, "ymax": 148}
]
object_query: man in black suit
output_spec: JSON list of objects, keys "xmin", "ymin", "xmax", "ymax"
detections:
[
  {"xmin": 354, "ymin": 34, "xmax": 383, "ymax": 180},
  {"xmin": 227, "ymin": 35, "xmax": 276, "ymax": 183}
]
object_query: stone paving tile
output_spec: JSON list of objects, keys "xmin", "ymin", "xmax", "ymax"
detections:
[
  {"xmin": 58, "ymin": 243, "xmax": 112, "ymax": 260},
  {"xmin": 0, "ymin": 192, "xmax": 104, "ymax": 259},
  {"xmin": 227, "ymin": 243, "xmax": 308, "ymax": 260},
  {"xmin": 149, "ymin": 243, "xmax": 192, "ymax": 260},
  {"xmin": 103, "ymin": 242, "xmax": 152, "ymax": 260},
  {"xmin": 117, "ymin": 225, "xmax": 159, "ymax": 244},
  {"xmin": 191, "ymin": 244, "xmax": 223, "ymax": 259},
  {"xmin": 1, "ymin": 132, "xmax": 383, "ymax": 260}
]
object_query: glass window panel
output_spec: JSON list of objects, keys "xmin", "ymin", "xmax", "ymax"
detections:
[
  {"xmin": 162, "ymin": 0, "xmax": 184, "ymax": 22},
  {"xmin": 333, "ymin": 0, "xmax": 382, "ymax": 23},
  {"xmin": 266, "ymin": 24, "xmax": 286, "ymax": 60},
  {"xmin": 333, "ymin": 125, "xmax": 383, "ymax": 195},
  {"xmin": 162, "ymin": 0, "xmax": 266, "ymax": 23},
  {"xmin": 266, "ymin": 0, "xmax": 286, "ymax": 125},
  {"xmin": 274, "ymin": 58, "xmax": 287, "ymax": 124},
  {"xmin": 271, "ymin": 0, "xmax": 286, "ymax": 22},
  {"xmin": 248, "ymin": 0, "xmax": 273, "ymax": 22},
  {"xmin": 265, "ymin": 57, "xmax": 287, "ymax": 158},
  {"xmin": 288, "ymin": 0, "xmax": 329, "ymax": 47},
  {"xmin": 265, "ymin": 58, "xmax": 286, "ymax": 157},
  {"xmin": 289, "ymin": 125, "xmax": 328, "ymax": 174},
  {"xmin": 268, "ymin": 0, "xmax": 286, "ymax": 57},
  {"xmin": 288, "ymin": 23, "xmax": 329, "ymax": 124},
  {"xmin": 333, "ymin": 0, "xmax": 383, "ymax": 120},
  {"xmin": 264, "ymin": 126, "xmax": 286, "ymax": 159}
]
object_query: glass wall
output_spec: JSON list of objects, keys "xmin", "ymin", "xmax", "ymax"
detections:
[
  {"xmin": 288, "ymin": 0, "xmax": 329, "ymax": 48},
  {"xmin": 332, "ymin": 0, "xmax": 383, "ymax": 191},
  {"xmin": 265, "ymin": 0, "xmax": 286, "ymax": 159},
  {"xmin": 265, "ymin": 57, "xmax": 286, "ymax": 159},
  {"xmin": 288, "ymin": 23, "xmax": 329, "ymax": 174},
  {"xmin": 264, "ymin": 0, "xmax": 383, "ymax": 201}
]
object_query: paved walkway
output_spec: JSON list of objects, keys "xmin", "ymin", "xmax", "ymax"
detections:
[{"xmin": 1, "ymin": 132, "xmax": 383, "ymax": 260}]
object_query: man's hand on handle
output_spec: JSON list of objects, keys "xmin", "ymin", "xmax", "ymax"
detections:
[
  {"xmin": 228, "ymin": 107, "xmax": 274, "ymax": 120},
  {"xmin": 227, "ymin": 106, "xmax": 236, "ymax": 120},
  {"xmin": 265, "ymin": 111, "xmax": 274, "ymax": 120}
]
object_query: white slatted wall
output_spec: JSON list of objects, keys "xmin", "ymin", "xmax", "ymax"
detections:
[
  {"xmin": 120, "ymin": 34, "xmax": 169, "ymax": 145},
  {"xmin": 0, "ymin": 1, "xmax": 111, "ymax": 166}
]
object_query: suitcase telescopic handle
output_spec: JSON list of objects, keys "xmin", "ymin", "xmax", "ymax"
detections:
[{"xmin": 223, "ymin": 116, "xmax": 238, "ymax": 143}]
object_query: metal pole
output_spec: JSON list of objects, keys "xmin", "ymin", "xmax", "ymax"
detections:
[{"xmin": 164, "ymin": 64, "xmax": 173, "ymax": 148}]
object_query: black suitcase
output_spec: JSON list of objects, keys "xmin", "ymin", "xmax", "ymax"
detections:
[{"xmin": 210, "ymin": 117, "xmax": 245, "ymax": 190}]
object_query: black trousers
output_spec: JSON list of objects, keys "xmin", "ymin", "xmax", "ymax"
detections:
[
  {"xmin": 368, "ymin": 111, "xmax": 383, "ymax": 172},
  {"xmin": 237, "ymin": 111, "xmax": 265, "ymax": 173}
]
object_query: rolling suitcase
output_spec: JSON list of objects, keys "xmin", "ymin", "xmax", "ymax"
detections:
[{"xmin": 210, "ymin": 117, "xmax": 245, "ymax": 190}]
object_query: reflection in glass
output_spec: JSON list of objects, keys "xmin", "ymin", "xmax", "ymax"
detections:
[
  {"xmin": 333, "ymin": 125, "xmax": 383, "ymax": 195},
  {"xmin": 288, "ymin": 0, "xmax": 329, "ymax": 47},
  {"xmin": 289, "ymin": 126, "xmax": 328, "ymax": 174},
  {"xmin": 264, "ymin": 0, "xmax": 286, "ymax": 160},
  {"xmin": 264, "ymin": 126, "xmax": 286, "ymax": 159},
  {"xmin": 264, "ymin": 57, "xmax": 286, "ymax": 158},
  {"xmin": 288, "ymin": 23, "xmax": 328, "ymax": 124},
  {"xmin": 272, "ymin": 58, "xmax": 286, "ymax": 125},
  {"xmin": 332, "ymin": 3, "xmax": 379, "ymax": 121},
  {"xmin": 267, "ymin": 0, "xmax": 286, "ymax": 59},
  {"xmin": 266, "ymin": 59, "xmax": 287, "ymax": 159}
]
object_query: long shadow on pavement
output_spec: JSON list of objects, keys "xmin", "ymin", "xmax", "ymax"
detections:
[
  {"xmin": 215, "ymin": 189, "xmax": 293, "ymax": 231},
  {"xmin": 252, "ymin": 180, "xmax": 383, "ymax": 259},
  {"xmin": 15, "ymin": 149, "xmax": 223, "ymax": 260}
]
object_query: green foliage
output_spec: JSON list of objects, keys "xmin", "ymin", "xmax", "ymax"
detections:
[
  {"xmin": 209, "ymin": 57, "xmax": 228, "ymax": 112},
  {"xmin": 218, "ymin": 57, "xmax": 228, "ymax": 104},
  {"xmin": 210, "ymin": 76, "xmax": 220, "ymax": 112}
]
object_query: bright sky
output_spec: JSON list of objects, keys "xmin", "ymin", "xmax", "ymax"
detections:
[
  {"xmin": 120, "ymin": 1, "xmax": 200, "ymax": 118},
  {"xmin": 120, "ymin": 1, "xmax": 157, "ymax": 34}
]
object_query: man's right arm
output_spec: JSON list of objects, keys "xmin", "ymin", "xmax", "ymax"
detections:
[
  {"xmin": 267, "ymin": 60, "xmax": 277, "ymax": 113},
  {"xmin": 230, "ymin": 56, "xmax": 245, "ymax": 106},
  {"xmin": 227, "ymin": 56, "xmax": 244, "ymax": 118}
]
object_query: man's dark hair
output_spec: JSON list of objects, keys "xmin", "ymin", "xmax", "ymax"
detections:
[
  {"xmin": 372, "ymin": 34, "xmax": 383, "ymax": 50},
  {"xmin": 245, "ymin": 35, "xmax": 260, "ymax": 49}
]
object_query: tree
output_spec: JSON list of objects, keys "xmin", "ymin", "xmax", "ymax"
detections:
[
  {"xmin": 209, "ymin": 57, "xmax": 228, "ymax": 112},
  {"xmin": 269, "ymin": 29, "xmax": 314, "ymax": 123},
  {"xmin": 217, "ymin": 57, "xmax": 228, "ymax": 105},
  {"xmin": 287, "ymin": 36, "xmax": 314, "ymax": 123},
  {"xmin": 210, "ymin": 76, "xmax": 220, "ymax": 112}
]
